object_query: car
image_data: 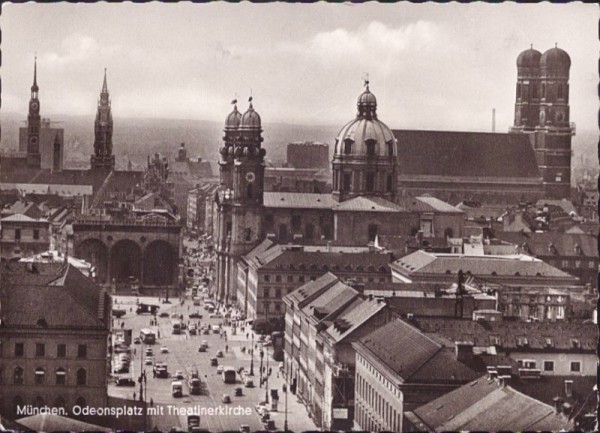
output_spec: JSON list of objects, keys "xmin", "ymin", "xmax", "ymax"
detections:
[
  {"xmin": 133, "ymin": 337, "xmax": 141, "ymax": 344},
  {"xmin": 244, "ymin": 378, "xmax": 254, "ymax": 388},
  {"xmin": 221, "ymin": 394, "xmax": 231, "ymax": 404},
  {"xmin": 159, "ymin": 311, "xmax": 169, "ymax": 317},
  {"xmin": 197, "ymin": 346, "xmax": 206, "ymax": 352},
  {"xmin": 217, "ymin": 365, "xmax": 224, "ymax": 374},
  {"xmin": 189, "ymin": 312, "xmax": 203, "ymax": 319},
  {"xmin": 145, "ymin": 357, "xmax": 153, "ymax": 365},
  {"xmin": 234, "ymin": 387, "xmax": 243, "ymax": 397},
  {"xmin": 216, "ymin": 350, "xmax": 224, "ymax": 358},
  {"xmin": 115, "ymin": 377, "xmax": 136, "ymax": 387},
  {"xmin": 160, "ymin": 346, "xmax": 169, "ymax": 354},
  {"xmin": 175, "ymin": 370, "xmax": 184, "ymax": 380}
]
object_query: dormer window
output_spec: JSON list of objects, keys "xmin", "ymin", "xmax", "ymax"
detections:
[
  {"xmin": 366, "ymin": 140, "xmax": 376, "ymax": 157},
  {"xmin": 344, "ymin": 139, "xmax": 353, "ymax": 155}
]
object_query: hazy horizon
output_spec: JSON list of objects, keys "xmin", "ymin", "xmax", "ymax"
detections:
[{"xmin": 1, "ymin": 2, "xmax": 597, "ymax": 135}]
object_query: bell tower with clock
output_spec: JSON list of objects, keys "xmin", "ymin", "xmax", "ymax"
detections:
[
  {"xmin": 27, "ymin": 57, "xmax": 42, "ymax": 167},
  {"xmin": 215, "ymin": 97, "xmax": 266, "ymax": 304}
]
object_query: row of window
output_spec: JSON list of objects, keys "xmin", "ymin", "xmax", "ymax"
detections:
[
  {"xmin": 342, "ymin": 140, "xmax": 394, "ymax": 157},
  {"xmin": 334, "ymin": 171, "xmax": 394, "ymax": 193},
  {"xmin": 0, "ymin": 228, "xmax": 41, "ymax": 240},
  {"xmin": 516, "ymin": 82, "xmax": 567, "ymax": 100},
  {"xmin": 356, "ymin": 373, "xmax": 401, "ymax": 432},
  {"xmin": 8, "ymin": 343, "xmax": 87, "ymax": 359},
  {"xmin": 517, "ymin": 359, "xmax": 581, "ymax": 373},
  {"xmin": 3, "ymin": 366, "xmax": 88, "ymax": 385}
]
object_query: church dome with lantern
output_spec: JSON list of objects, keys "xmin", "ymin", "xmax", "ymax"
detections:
[
  {"xmin": 332, "ymin": 81, "xmax": 398, "ymax": 202},
  {"xmin": 241, "ymin": 98, "xmax": 261, "ymax": 129}
]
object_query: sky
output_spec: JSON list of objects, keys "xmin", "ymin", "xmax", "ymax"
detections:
[{"xmin": 1, "ymin": 2, "xmax": 597, "ymax": 133}]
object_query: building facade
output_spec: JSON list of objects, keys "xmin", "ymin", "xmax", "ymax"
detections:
[
  {"xmin": 0, "ymin": 262, "xmax": 111, "ymax": 418},
  {"xmin": 0, "ymin": 214, "xmax": 50, "ymax": 261}
]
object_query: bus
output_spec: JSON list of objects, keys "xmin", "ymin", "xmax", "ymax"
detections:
[
  {"xmin": 140, "ymin": 328, "xmax": 156, "ymax": 344},
  {"xmin": 171, "ymin": 320, "xmax": 182, "ymax": 335},
  {"xmin": 222, "ymin": 366, "xmax": 236, "ymax": 384}
]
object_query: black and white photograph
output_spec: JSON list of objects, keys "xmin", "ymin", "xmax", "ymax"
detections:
[{"xmin": 0, "ymin": 2, "xmax": 597, "ymax": 432}]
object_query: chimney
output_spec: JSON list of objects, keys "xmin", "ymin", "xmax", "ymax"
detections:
[
  {"xmin": 486, "ymin": 366, "xmax": 498, "ymax": 380},
  {"xmin": 552, "ymin": 396, "xmax": 563, "ymax": 413},
  {"xmin": 492, "ymin": 108, "xmax": 496, "ymax": 132},
  {"xmin": 455, "ymin": 341, "xmax": 474, "ymax": 363},
  {"xmin": 564, "ymin": 379, "xmax": 573, "ymax": 398},
  {"xmin": 498, "ymin": 374, "xmax": 511, "ymax": 387}
]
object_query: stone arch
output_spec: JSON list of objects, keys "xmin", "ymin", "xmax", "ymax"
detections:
[
  {"xmin": 143, "ymin": 240, "xmax": 176, "ymax": 286},
  {"xmin": 75, "ymin": 238, "xmax": 108, "ymax": 284},
  {"xmin": 110, "ymin": 239, "xmax": 142, "ymax": 284}
]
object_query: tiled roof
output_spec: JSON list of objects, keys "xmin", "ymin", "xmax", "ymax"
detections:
[
  {"xmin": 300, "ymin": 281, "xmax": 358, "ymax": 322},
  {"xmin": 358, "ymin": 319, "xmax": 442, "ymax": 380},
  {"xmin": 493, "ymin": 231, "xmax": 598, "ymax": 258},
  {"xmin": 536, "ymin": 199, "xmax": 577, "ymax": 215},
  {"xmin": 263, "ymin": 192, "xmax": 336, "ymax": 209},
  {"xmin": 1, "ymin": 213, "xmax": 46, "ymax": 223},
  {"xmin": 393, "ymin": 130, "xmax": 542, "ymax": 179},
  {"xmin": 0, "ymin": 262, "xmax": 110, "ymax": 329},
  {"xmin": 0, "ymin": 156, "xmax": 42, "ymax": 183},
  {"xmin": 283, "ymin": 272, "xmax": 340, "ymax": 307},
  {"xmin": 263, "ymin": 249, "xmax": 393, "ymax": 273},
  {"xmin": 333, "ymin": 196, "xmax": 407, "ymax": 212},
  {"xmin": 415, "ymin": 196, "xmax": 463, "ymax": 213},
  {"xmin": 323, "ymin": 297, "xmax": 387, "ymax": 343},
  {"xmin": 391, "ymin": 250, "xmax": 579, "ymax": 281},
  {"xmin": 410, "ymin": 317, "xmax": 597, "ymax": 352},
  {"xmin": 407, "ymin": 377, "xmax": 572, "ymax": 431},
  {"xmin": 16, "ymin": 413, "xmax": 109, "ymax": 432}
]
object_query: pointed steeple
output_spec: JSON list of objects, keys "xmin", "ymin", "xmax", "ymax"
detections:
[
  {"xmin": 102, "ymin": 68, "xmax": 108, "ymax": 94},
  {"xmin": 31, "ymin": 56, "xmax": 39, "ymax": 93}
]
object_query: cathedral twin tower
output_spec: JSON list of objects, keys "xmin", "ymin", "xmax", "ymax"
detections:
[{"xmin": 511, "ymin": 45, "xmax": 574, "ymax": 199}]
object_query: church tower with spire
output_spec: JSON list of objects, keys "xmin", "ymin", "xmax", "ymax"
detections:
[
  {"xmin": 215, "ymin": 97, "xmax": 266, "ymax": 305},
  {"xmin": 26, "ymin": 57, "xmax": 42, "ymax": 167},
  {"xmin": 90, "ymin": 69, "xmax": 115, "ymax": 170}
]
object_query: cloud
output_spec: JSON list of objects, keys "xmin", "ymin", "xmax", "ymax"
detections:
[{"xmin": 41, "ymin": 33, "xmax": 121, "ymax": 67}]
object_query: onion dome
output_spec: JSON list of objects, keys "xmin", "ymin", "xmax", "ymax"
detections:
[
  {"xmin": 334, "ymin": 83, "xmax": 396, "ymax": 158},
  {"xmin": 241, "ymin": 97, "xmax": 261, "ymax": 129},
  {"xmin": 541, "ymin": 46, "xmax": 571, "ymax": 69},
  {"xmin": 516, "ymin": 46, "xmax": 541, "ymax": 68},
  {"xmin": 225, "ymin": 102, "xmax": 242, "ymax": 129}
]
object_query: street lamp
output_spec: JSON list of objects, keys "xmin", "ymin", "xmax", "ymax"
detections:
[
  {"xmin": 259, "ymin": 348, "xmax": 264, "ymax": 386},
  {"xmin": 283, "ymin": 377, "xmax": 289, "ymax": 433},
  {"xmin": 249, "ymin": 333, "xmax": 255, "ymax": 376}
]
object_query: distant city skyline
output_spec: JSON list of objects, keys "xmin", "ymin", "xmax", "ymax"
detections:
[{"xmin": 1, "ymin": 2, "xmax": 597, "ymax": 133}]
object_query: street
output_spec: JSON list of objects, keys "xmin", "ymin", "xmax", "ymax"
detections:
[{"xmin": 109, "ymin": 294, "xmax": 316, "ymax": 432}]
